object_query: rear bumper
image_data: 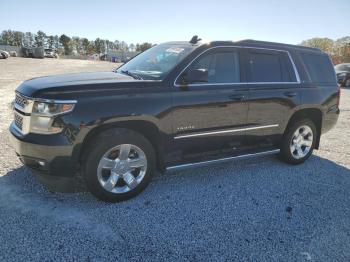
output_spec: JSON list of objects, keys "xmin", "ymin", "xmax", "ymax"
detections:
[{"xmin": 10, "ymin": 122, "xmax": 77, "ymax": 177}]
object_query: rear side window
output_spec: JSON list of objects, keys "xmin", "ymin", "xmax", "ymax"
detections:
[
  {"xmin": 247, "ymin": 50, "xmax": 296, "ymax": 82},
  {"xmin": 300, "ymin": 52, "xmax": 336, "ymax": 83}
]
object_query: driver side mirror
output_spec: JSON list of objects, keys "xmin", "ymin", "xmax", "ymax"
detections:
[{"xmin": 182, "ymin": 69, "xmax": 208, "ymax": 84}]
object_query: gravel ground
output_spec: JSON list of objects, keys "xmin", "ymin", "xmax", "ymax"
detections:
[{"xmin": 0, "ymin": 58, "xmax": 349, "ymax": 262}]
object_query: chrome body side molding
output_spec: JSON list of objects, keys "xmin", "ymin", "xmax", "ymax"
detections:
[{"xmin": 174, "ymin": 124, "xmax": 279, "ymax": 139}]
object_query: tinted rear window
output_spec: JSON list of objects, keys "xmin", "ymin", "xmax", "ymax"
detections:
[
  {"xmin": 301, "ymin": 53, "xmax": 336, "ymax": 83},
  {"xmin": 247, "ymin": 51, "xmax": 295, "ymax": 82}
]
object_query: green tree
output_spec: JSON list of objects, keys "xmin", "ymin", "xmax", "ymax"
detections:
[
  {"xmin": 136, "ymin": 42, "xmax": 153, "ymax": 52},
  {"xmin": 1, "ymin": 30, "xmax": 14, "ymax": 45},
  {"xmin": 114, "ymin": 40, "xmax": 120, "ymax": 50},
  {"xmin": 24, "ymin": 32, "xmax": 35, "ymax": 47},
  {"xmin": 13, "ymin": 31, "xmax": 24, "ymax": 46},
  {"xmin": 59, "ymin": 34, "xmax": 72, "ymax": 55},
  {"xmin": 333, "ymin": 37, "xmax": 350, "ymax": 63},
  {"xmin": 53, "ymin": 35, "xmax": 60, "ymax": 50},
  {"xmin": 87, "ymin": 40, "xmax": 96, "ymax": 55},
  {"xmin": 81, "ymin": 38, "xmax": 90, "ymax": 55},
  {"xmin": 94, "ymin": 38, "xmax": 104, "ymax": 53},
  {"xmin": 300, "ymin": 38, "xmax": 334, "ymax": 54},
  {"xmin": 129, "ymin": 43, "xmax": 135, "ymax": 52},
  {"xmin": 71, "ymin": 37, "xmax": 81, "ymax": 54},
  {"xmin": 35, "ymin": 30, "xmax": 47, "ymax": 47},
  {"xmin": 47, "ymin": 35, "xmax": 55, "ymax": 49}
]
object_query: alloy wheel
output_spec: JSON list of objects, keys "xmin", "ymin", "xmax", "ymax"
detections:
[
  {"xmin": 97, "ymin": 144, "xmax": 147, "ymax": 193},
  {"xmin": 290, "ymin": 125, "xmax": 313, "ymax": 159}
]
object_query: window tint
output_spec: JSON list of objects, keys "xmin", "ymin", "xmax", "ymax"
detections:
[
  {"xmin": 247, "ymin": 51, "xmax": 294, "ymax": 82},
  {"xmin": 189, "ymin": 51, "xmax": 240, "ymax": 83},
  {"xmin": 301, "ymin": 53, "xmax": 336, "ymax": 83}
]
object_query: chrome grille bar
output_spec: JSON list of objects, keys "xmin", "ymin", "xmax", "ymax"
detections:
[{"xmin": 13, "ymin": 93, "xmax": 33, "ymax": 134}]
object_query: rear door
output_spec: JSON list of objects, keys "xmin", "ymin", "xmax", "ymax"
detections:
[
  {"xmin": 170, "ymin": 47, "xmax": 249, "ymax": 160},
  {"xmin": 243, "ymin": 48, "xmax": 301, "ymax": 150}
]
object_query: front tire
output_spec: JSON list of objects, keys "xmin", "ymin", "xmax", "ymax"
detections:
[
  {"xmin": 279, "ymin": 119, "xmax": 317, "ymax": 164},
  {"xmin": 83, "ymin": 128, "xmax": 156, "ymax": 202}
]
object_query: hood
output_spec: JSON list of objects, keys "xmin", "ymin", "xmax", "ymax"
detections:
[{"xmin": 16, "ymin": 71, "xmax": 145, "ymax": 97}]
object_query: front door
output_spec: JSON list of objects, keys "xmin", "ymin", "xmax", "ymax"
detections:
[{"xmin": 170, "ymin": 47, "xmax": 249, "ymax": 163}]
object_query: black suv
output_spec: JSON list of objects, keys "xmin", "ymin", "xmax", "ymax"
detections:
[{"xmin": 10, "ymin": 37, "xmax": 340, "ymax": 202}]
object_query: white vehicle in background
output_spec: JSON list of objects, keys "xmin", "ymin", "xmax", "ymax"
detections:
[
  {"xmin": 44, "ymin": 49, "xmax": 58, "ymax": 58},
  {"xmin": 335, "ymin": 63, "xmax": 350, "ymax": 87},
  {"xmin": 0, "ymin": 50, "xmax": 10, "ymax": 59}
]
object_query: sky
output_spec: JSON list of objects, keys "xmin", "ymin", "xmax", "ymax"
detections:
[{"xmin": 1, "ymin": 0, "xmax": 349, "ymax": 45}]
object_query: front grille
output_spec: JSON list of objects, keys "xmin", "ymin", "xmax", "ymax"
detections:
[
  {"xmin": 15, "ymin": 93, "xmax": 28, "ymax": 108},
  {"xmin": 14, "ymin": 113, "xmax": 23, "ymax": 131}
]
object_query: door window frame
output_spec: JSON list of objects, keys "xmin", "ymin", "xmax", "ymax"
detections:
[
  {"xmin": 242, "ymin": 48, "xmax": 298, "ymax": 84},
  {"xmin": 174, "ymin": 46, "xmax": 301, "ymax": 87},
  {"xmin": 174, "ymin": 47, "xmax": 245, "ymax": 87}
]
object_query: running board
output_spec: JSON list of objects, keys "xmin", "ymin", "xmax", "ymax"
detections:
[{"xmin": 166, "ymin": 149, "xmax": 280, "ymax": 171}]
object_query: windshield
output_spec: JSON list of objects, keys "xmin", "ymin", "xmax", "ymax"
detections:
[
  {"xmin": 335, "ymin": 64, "xmax": 350, "ymax": 72},
  {"xmin": 116, "ymin": 43, "xmax": 197, "ymax": 80}
]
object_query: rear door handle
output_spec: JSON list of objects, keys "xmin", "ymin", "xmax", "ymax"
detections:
[
  {"xmin": 228, "ymin": 94, "xmax": 245, "ymax": 101},
  {"xmin": 284, "ymin": 91, "xmax": 297, "ymax": 97}
]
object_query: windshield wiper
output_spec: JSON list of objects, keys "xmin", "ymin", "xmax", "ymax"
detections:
[{"xmin": 120, "ymin": 70, "xmax": 143, "ymax": 80}]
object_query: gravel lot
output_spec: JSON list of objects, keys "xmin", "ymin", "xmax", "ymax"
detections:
[{"xmin": 0, "ymin": 58, "xmax": 349, "ymax": 261}]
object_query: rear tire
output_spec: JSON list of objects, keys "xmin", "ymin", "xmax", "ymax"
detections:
[
  {"xmin": 279, "ymin": 119, "xmax": 317, "ymax": 165},
  {"xmin": 82, "ymin": 128, "xmax": 156, "ymax": 202}
]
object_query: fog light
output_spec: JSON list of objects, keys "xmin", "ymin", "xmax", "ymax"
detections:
[{"xmin": 38, "ymin": 161, "xmax": 46, "ymax": 166}]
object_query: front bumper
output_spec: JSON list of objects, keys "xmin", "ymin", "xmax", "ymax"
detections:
[{"xmin": 10, "ymin": 121, "xmax": 77, "ymax": 177}]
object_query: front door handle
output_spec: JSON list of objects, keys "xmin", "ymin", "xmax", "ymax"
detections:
[
  {"xmin": 228, "ymin": 94, "xmax": 245, "ymax": 101},
  {"xmin": 284, "ymin": 91, "xmax": 297, "ymax": 97}
]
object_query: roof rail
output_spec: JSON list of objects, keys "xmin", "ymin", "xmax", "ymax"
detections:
[{"xmin": 236, "ymin": 39, "xmax": 321, "ymax": 52}]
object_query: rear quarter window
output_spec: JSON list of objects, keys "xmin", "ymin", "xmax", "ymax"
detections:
[{"xmin": 300, "ymin": 52, "xmax": 336, "ymax": 83}]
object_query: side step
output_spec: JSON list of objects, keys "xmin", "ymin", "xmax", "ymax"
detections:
[{"xmin": 166, "ymin": 149, "xmax": 280, "ymax": 171}]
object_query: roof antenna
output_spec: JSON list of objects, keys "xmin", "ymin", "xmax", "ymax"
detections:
[{"xmin": 189, "ymin": 35, "xmax": 201, "ymax": 44}]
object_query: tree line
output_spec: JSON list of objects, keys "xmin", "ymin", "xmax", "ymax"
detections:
[
  {"xmin": 0, "ymin": 29, "xmax": 153, "ymax": 55},
  {"xmin": 1, "ymin": 29, "xmax": 349, "ymax": 63},
  {"xmin": 300, "ymin": 37, "xmax": 350, "ymax": 64}
]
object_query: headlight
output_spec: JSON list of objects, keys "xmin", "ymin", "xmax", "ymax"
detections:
[
  {"xmin": 30, "ymin": 101, "xmax": 76, "ymax": 134},
  {"xmin": 33, "ymin": 102, "xmax": 75, "ymax": 116}
]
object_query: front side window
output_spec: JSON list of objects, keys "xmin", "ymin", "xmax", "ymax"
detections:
[
  {"xmin": 247, "ymin": 51, "xmax": 295, "ymax": 82},
  {"xmin": 183, "ymin": 50, "xmax": 240, "ymax": 84},
  {"xmin": 117, "ymin": 44, "xmax": 197, "ymax": 80}
]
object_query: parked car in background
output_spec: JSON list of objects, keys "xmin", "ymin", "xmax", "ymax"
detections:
[
  {"xmin": 22, "ymin": 47, "xmax": 35, "ymax": 58},
  {"xmin": 335, "ymin": 63, "xmax": 350, "ymax": 87},
  {"xmin": 0, "ymin": 50, "xmax": 10, "ymax": 59},
  {"xmin": 10, "ymin": 37, "xmax": 340, "ymax": 202},
  {"xmin": 44, "ymin": 49, "xmax": 57, "ymax": 58},
  {"xmin": 9, "ymin": 51, "xmax": 17, "ymax": 57}
]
